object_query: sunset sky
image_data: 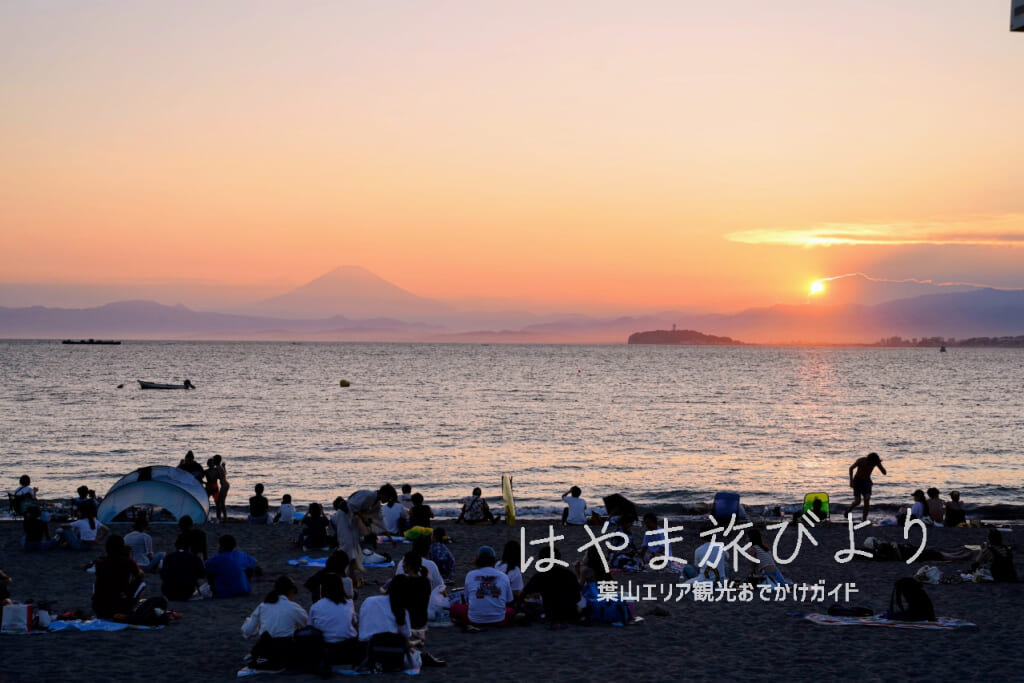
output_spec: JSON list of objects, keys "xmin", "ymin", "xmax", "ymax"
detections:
[{"xmin": 2, "ymin": 1, "xmax": 1022, "ymax": 314}]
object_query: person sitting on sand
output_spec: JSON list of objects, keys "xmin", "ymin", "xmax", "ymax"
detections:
[
  {"xmin": 124, "ymin": 517, "xmax": 166, "ymax": 573},
  {"xmin": 273, "ymin": 494, "xmax": 295, "ymax": 524},
  {"xmin": 944, "ymin": 491, "xmax": 967, "ymax": 527},
  {"xmin": 972, "ymin": 529, "xmax": 1018, "ymax": 582},
  {"xmin": 495, "ymin": 540, "xmax": 524, "ymax": 599},
  {"xmin": 639, "ymin": 512, "xmax": 669, "ymax": 567},
  {"xmin": 72, "ymin": 485, "xmax": 98, "ymax": 518},
  {"xmin": 561, "ymin": 486, "xmax": 587, "ymax": 526},
  {"xmin": 298, "ymin": 503, "xmax": 332, "ymax": 550},
  {"xmin": 747, "ymin": 528, "xmax": 791, "ymax": 585},
  {"xmin": 688, "ymin": 524, "xmax": 730, "ymax": 583},
  {"xmin": 926, "ymin": 488, "xmax": 945, "ymax": 525},
  {"xmin": 308, "ymin": 572, "xmax": 362, "ymax": 667},
  {"xmin": 909, "ymin": 490, "xmax": 930, "ymax": 523},
  {"xmin": 177, "ymin": 450, "xmax": 205, "ymax": 481},
  {"xmin": 248, "ymin": 484, "xmax": 270, "ymax": 525},
  {"xmin": 456, "ymin": 488, "xmax": 495, "ymax": 525},
  {"xmin": 305, "ymin": 550, "xmax": 355, "ymax": 603},
  {"xmin": 394, "ymin": 536, "xmax": 445, "ymax": 595},
  {"xmin": 160, "ymin": 536, "xmax": 208, "ymax": 601},
  {"xmin": 242, "ymin": 575, "xmax": 308, "ymax": 671},
  {"xmin": 408, "ymin": 493, "xmax": 434, "ymax": 529},
  {"xmin": 21, "ymin": 506, "xmax": 56, "ymax": 552},
  {"xmin": 92, "ymin": 534, "xmax": 145, "ymax": 619},
  {"xmin": 357, "ymin": 575, "xmax": 413, "ymax": 643},
  {"xmin": 519, "ymin": 547, "xmax": 582, "ymax": 627},
  {"xmin": 13, "ymin": 475, "xmax": 41, "ymax": 517},
  {"xmin": 576, "ymin": 545, "xmax": 631, "ymax": 623},
  {"xmin": 205, "ymin": 534, "xmax": 259, "ymax": 598},
  {"xmin": 177, "ymin": 515, "xmax": 207, "ymax": 561},
  {"xmin": 381, "ymin": 486, "xmax": 409, "ymax": 535},
  {"xmin": 451, "ymin": 545, "xmax": 515, "ymax": 628},
  {"xmin": 55, "ymin": 506, "xmax": 109, "ymax": 551},
  {"xmin": 844, "ymin": 452, "xmax": 886, "ymax": 521},
  {"xmin": 388, "ymin": 554, "xmax": 446, "ymax": 668},
  {"xmin": 399, "ymin": 484, "xmax": 414, "ymax": 511},
  {"xmin": 428, "ymin": 528, "xmax": 455, "ymax": 583}
]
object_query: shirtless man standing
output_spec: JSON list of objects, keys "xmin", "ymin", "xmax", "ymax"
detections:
[{"xmin": 845, "ymin": 452, "xmax": 887, "ymax": 521}]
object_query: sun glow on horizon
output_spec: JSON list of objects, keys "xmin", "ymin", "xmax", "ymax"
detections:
[{"xmin": 809, "ymin": 280, "xmax": 826, "ymax": 296}]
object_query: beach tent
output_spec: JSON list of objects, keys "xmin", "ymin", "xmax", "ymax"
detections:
[{"xmin": 97, "ymin": 465, "xmax": 209, "ymax": 524}]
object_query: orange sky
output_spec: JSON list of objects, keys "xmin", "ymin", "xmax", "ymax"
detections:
[{"xmin": 2, "ymin": 1, "xmax": 1022, "ymax": 314}]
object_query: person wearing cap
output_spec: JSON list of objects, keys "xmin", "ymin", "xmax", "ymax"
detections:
[{"xmin": 450, "ymin": 546, "xmax": 514, "ymax": 627}]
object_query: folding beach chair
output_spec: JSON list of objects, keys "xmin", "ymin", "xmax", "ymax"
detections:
[
  {"xmin": 802, "ymin": 492, "xmax": 830, "ymax": 522},
  {"xmin": 712, "ymin": 491, "xmax": 745, "ymax": 524}
]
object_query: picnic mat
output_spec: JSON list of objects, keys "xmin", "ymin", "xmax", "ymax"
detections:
[
  {"xmin": 47, "ymin": 619, "xmax": 164, "ymax": 632},
  {"xmin": 287, "ymin": 556, "xmax": 395, "ymax": 569},
  {"xmin": 797, "ymin": 613, "xmax": 977, "ymax": 630}
]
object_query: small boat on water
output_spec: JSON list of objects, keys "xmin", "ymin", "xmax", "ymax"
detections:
[
  {"xmin": 62, "ymin": 339, "xmax": 121, "ymax": 345},
  {"xmin": 138, "ymin": 379, "xmax": 196, "ymax": 390},
  {"xmin": 940, "ymin": 346, "xmax": 947, "ymax": 352}
]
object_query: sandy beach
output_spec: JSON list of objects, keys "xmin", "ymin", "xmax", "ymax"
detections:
[{"xmin": 0, "ymin": 516, "xmax": 1020, "ymax": 682}]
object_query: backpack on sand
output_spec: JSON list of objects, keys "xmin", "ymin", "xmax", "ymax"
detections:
[
  {"xmin": 885, "ymin": 577, "xmax": 935, "ymax": 621},
  {"xmin": 363, "ymin": 631, "xmax": 408, "ymax": 673}
]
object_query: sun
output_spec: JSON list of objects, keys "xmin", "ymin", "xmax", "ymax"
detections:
[{"xmin": 809, "ymin": 280, "xmax": 826, "ymax": 296}]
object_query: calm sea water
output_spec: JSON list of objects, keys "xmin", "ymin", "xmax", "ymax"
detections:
[{"xmin": 1, "ymin": 341, "xmax": 1022, "ymax": 519}]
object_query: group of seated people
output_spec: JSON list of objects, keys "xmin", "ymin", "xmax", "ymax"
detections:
[
  {"xmin": 240, "ymin": 543, "xmax": 448, "ymax": 672},
  {"xmin": 905, "ymin": 488, "xmax": 967, "ymax": 527}
]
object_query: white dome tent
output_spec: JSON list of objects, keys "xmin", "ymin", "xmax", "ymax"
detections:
[{"xmin": 97, "ymin": 465, "xmax": 209, "ymax": 524}]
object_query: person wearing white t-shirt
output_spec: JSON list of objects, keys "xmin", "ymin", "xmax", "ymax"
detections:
[
  {"xmin": 394, "ymin": 536, "xmax": 446, "ymax": 595},
  {"xmin": 358, "ymin": 594, "xmax": 412, "ymax": 642},
  {"xmin": 242, "ymin": 576, "xmax": 309, "ymax": 670},
  {"xmin": 273, "ymin": 495, "xmax": 295, "ymax": 524},
  {"xmin": 495, "ymin": 540, "xmax": 524, "ymax": 597},
  {"xmin": 381, "ymin": 499, "xmax": 408, "ymax": 535},
  {"xmin": 450, "ymin": 546, "xmax": 514, "ymax": 627},
  {"xmin": 124, "ymin": 517, "xmax": 165, "ymax": 572},
  {"xmin": 689, "ymin": 527, "xmax": 730, "ymax": 583},
  {"xmin": 307, "ymin": 572, "xmax": 363, "ymax": 666},
  {"xmin": 56, "ymin": 510, "xmax": 109, "ymax": 551},
  {"xmin": 561, "ymin": 486, "xmax": 587, "ymax": 526}
]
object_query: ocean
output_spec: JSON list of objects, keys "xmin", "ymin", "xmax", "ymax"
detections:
[{"xmin": 2, "ymin": 340, "xmax": 1022, "ymax": 520}]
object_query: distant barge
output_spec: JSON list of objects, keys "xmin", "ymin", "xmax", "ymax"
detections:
[{"xmin": 62, "ymin": 339, "xmax": 122, "ymax": 345}]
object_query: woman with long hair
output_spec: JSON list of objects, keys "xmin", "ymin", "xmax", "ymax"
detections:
[
  {"xmin": 299, "ymin": 503, "xmax": 332, "ymax": 550},
  {"xmin": 747, "ymin": 528, "xmax": 792, "ymax": 586},
  {"xmin": 308, "ymin": 572, "xmax": 362, "ymax": 666},
  {"xmin": 242, "ymin": 575, "xmax": 308, "ymax": 670},
  {"xmin": 55, "ymin": 505, "xmax": 109, "ymax": 551}
]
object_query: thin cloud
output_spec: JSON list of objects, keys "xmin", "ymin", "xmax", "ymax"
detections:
[
  {"xmin": 816, "ymin": 273, "xmax": 1013, "ymax": 289},
  {"xmin": 726, "ymin": 215, "xmax": 1024, "ymax": 247}
]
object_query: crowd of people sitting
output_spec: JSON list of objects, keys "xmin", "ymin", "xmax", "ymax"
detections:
[
  {"xmin": 899, "ymin": 488, "xmax": 968, "ymax": 527},
  {"xmin": 5, "ymin": 464, "xmax": 1019, "ymax": 675}
]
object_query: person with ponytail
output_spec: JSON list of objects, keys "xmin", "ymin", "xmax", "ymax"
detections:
[
  {"xmin": 242, "ymin": 575, "xmax": 308, "ymax": 670},
  {"xmin": 55, "ymin": 504, "xmax": 109, "ymax": 551},
  {"xmin": 308, "ymin": 572, "xmax": 363, "ymax": 666}
]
